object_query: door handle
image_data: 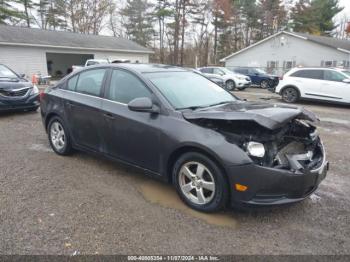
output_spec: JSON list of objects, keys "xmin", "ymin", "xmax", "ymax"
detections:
[{"xmin": 104, "ymin": 113, "xmax": 115, "ymax": 120}]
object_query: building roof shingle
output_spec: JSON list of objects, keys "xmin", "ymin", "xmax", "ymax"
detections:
[
  {"xmin": 0, "ymin": 25, "xmax": 152, "ymax": 53},
  {"xmin": 221, "ymin": 31, "xmax": 350, "ymax": 62},
  {"xmin": 292, "ymin": 32, "xmax": 350, "ymax": 52}
]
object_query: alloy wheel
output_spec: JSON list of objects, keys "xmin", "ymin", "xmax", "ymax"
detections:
[
  {"xmin": 178, "ymin": 161, "xmax": 216, "ymax": 205},
  {"xmin": 261, "ymin": 80, "xmax": 269, "ymax": 89},
  {"xmin": 282, "ymin": 87, "xmax": 298, "ymax": 103},
  {"xmin": 50, "ymin": 121, "xmax": 66, "ymax": 151},
  {"xmin": 225, "ymin": 81, "xmax": 235, "ymax": 91}
]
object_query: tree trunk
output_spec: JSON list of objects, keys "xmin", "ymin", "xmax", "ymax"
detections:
[
  {"xmin": 24, "ymin": 0, "xmax": 31, "ymax": 27},
  {"xmin": 180, "ymin": 0, "xmax": 186, "ymax": 66}
]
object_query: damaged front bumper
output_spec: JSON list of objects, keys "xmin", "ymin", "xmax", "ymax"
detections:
[{"xmin": 227, "ymin": 159, "xmax": 328, "ymax": 207}]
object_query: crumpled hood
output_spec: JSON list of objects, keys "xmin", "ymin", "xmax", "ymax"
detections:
[
  {"xmin": 0, "ymin": 79, "xmax": 32, "ymax": 90},
  {"xmin": 183, "ymin": 101, "xmax": 318, "ymax": 130}
]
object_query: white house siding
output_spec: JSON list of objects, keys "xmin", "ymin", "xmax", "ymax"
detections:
[
  {"xmin": 0, "ymin": 45, "xmax": 150, "ymax": 79},
  {"xmin": 224, "ymin": 32, "xmax": 349, "ymax": 76}
]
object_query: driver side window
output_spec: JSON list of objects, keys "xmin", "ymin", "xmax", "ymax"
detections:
[
  {"xmin": 107, "ymin": 69, "xmax": 152, "ymax": 104},
  {"xmin": 324, "ymin": 70, "xmax": 347, "ymax": 82}
]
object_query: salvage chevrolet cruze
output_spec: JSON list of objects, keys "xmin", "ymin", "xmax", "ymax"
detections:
[{"xmin": 40, "ymin": 64, "xmax": 328, "ymax": 212}]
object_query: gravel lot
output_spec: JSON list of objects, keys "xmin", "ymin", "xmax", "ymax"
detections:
[{"xmin": 0, "ymin": 88, "xmax": 349, "ymax": 255}]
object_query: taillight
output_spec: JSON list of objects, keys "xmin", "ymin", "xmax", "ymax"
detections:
[{"xmin": 39, "ymin": 91, "xmax": 45, "ymax": 101}]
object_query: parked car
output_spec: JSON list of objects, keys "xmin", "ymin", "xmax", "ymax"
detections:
[
  {"xmin": 0, "ymin": 64, "xmax": 40, "ymax": 112},
  {"xmin": 275, "ymin": 67, "xmax": 350, "ymax": 104},
  {"xmin": 72, "ymin": 59, "xmax": 110, "ymax": 71},
  {"xmin": 185, "ymin": 68, "xmax": 225, "ymax": 88},
  {"xmin": 41, "ymin": 64, "xmax": 328, "ymax": 212},
  {"xmin": 197, "ymin": 66, "xmax": 251, "ymax": 91},
  {"xmin": 233, "ymin": 67, "xmax": 279, "ymax": 89}
]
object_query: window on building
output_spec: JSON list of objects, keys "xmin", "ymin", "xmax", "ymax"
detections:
[
  {"xmin": 267, "ymin": 61, "xmax": 279, "ymax": 74},
  {"xmin": 322, "ymin": 60, "xmax": 337, "ymax": 67},
  {"xmin": 283, "ymin": 61, "xmax": 296, "ymax": 70}
]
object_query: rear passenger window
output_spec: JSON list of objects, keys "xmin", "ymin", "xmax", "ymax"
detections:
[
  {"xmin": 76, "ymin": 69, "xmax": 106, "ymax": 96},
  {"xmin": 67, "ymin": 75, "xmax": 79, "ymax": 91},
  {"xmin": 200, "ymin": 68, "xmax": 213, "ymax": 74},
  {"xmin": 291, "ymin": 70, "xmax": 323, "ymax": 80},
  {"xmin": 107, "ymin": 70, "xmax": 152, "ymax": 104}
]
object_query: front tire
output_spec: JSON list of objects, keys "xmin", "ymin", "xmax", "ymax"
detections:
[
  {"xmin": 281, "ymin": 87, "xmax": 299, "ymax": 103},
  {"xmin": 48, "ymin": 116, "xmax": 72, "ymax": 155},
  {"xmin": 172, "ymin": 152, "xmax": 228, "ymax": 212},
  {"xmin": 225, "ymin": 80, "xmax": 235, "ymax": 91}
]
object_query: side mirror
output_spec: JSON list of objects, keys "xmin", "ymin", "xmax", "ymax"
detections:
[
  {"xmin": 255, "ymin": 73, "xmax": 259, "ymax": 76},
  {"xmin": 343, "ymin": 78, "xmax": 350, "ymax": 83},
  {"xmin": 128, "ymin": 97, "xmax": 159, "ymax": 113},
  {"xmin": 19, "ymin": 73, "xmax": 26, "ymax": 78}
]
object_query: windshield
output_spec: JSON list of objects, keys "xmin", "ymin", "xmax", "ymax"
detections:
[
  {"xmin": 0, "ymin": 65, "xmax": 18, "ymax": 78},
  {"xmin": 146, "ymin": 71, "xmax": 237, "ymax": 110},
  {"xmin": 254, "ymin": 68, "xmax": 267, "ymax": 74}
]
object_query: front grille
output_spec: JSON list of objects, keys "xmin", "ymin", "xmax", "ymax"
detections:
[{"xmin": 0, "ymin": 88, "xmax": 30, "ymax": 97}]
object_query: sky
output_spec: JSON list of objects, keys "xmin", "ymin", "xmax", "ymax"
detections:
[{"xmin": 337, "ymin": 0, "xmax": 350, "ymax": 20}]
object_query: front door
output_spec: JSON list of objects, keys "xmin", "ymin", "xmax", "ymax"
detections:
[
  {"xmin": 101, "ymin": 69, "xmax": 162, "ymax": 173},
  {"xmin": 64, "ymin": 68, "xmax": 107, "ymax": 152},
  {"xmin": 322, "ymin": 70, "xmax": 350, "ymax": 103}
]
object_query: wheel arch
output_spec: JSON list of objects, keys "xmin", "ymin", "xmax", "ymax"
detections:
[
  {"xmin": 45, "ymin": 112, "xmax": 60, "ymax": 131},
  {"xmin": 279, "ymin": 85, "xmax": 301, "ymax": 97},
  {"xmin": 166, "ymin": 145, "xmax": 229, "ymax": 186}
]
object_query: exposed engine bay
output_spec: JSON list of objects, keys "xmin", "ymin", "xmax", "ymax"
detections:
[{"xmin": 190, "ymin": 118, "xmax": 325, "ymax": 173}]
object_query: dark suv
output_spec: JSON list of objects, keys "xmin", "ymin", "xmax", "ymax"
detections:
[
  {"xmin": 233, "ymin": 67, "xmax": 279, "ymax": 89},
  {"xmin": 0, "ymin": 64, "xmax": 40, "ymax": 112}
]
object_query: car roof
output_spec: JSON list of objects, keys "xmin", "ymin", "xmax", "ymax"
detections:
[
  {"xmin": 292, "ymin": 67, "xmax": 343, "ymax": 71},
  {"xmin": 110, "ymin": 63, "xmax": 188, "ymax": 73}
]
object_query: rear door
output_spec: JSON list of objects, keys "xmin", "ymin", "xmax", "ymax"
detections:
[
  {"xmin": 322, "ymin": 69, "xmax": 350, "ymax": 103},
  {"xmin": 64, "ymin": 68, "xmax": 108, "ymax": 152},
  {"xmin": 101, "ymin": 69, "xmax": 162, "ymax": 172}
]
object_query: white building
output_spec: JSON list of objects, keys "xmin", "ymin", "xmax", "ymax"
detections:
[
  {"xmin": 221, "ymin": 31, "xmax": 350, "ymax": 76},
  {"xmin": 0, "ymin": 25, "xmax": 153, "ymax": 78}
]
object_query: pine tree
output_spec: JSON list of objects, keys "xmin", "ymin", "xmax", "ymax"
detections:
[
  {"xmin": 257, "ymin": 0, "xmax": 287, "ymax": 39},
  {"xmin": 291, "ymin": 0, "xmax": 343, "ymax": 36},
  {"xmin": 0, "ymin": 0, "xmax": 23, "ymax": 24},
  {"xmin": 121, "ymin": 0, "xmax": 154, "ymax": 47}
]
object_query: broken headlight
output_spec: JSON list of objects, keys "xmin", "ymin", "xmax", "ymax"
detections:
[{"xmin": 246, "ymin": 141, "xmax": 265, "ymax": 158}]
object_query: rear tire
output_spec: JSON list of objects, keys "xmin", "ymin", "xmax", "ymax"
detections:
[
  {"xmin": 172, "ymin": 152, "xmax": 228, "ymax": 212},
  {"xmin": 225, "ymin": 80, "xmax": 235, "ymax": 91},
  {"xmin": 48, "ymin": 116, "xmax": 72, "ymax": 155},
  {"xmin": 260, "ymin": 80, "xmax": 269, "ymax": 89},
  {"xmin": 281, "ymin": 87, "xmax": 299, "ymax": 103}
]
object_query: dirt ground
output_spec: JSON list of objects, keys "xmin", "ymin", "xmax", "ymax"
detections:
[{"xmin": 0, "ymin": 88, "xmax": 349, "ymax": 255}]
